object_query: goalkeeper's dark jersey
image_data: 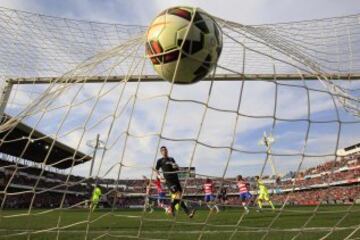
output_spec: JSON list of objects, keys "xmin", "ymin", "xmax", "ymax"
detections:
[
  {"xmin": 155, "ymin": 157, "xmax": 179, "ymax": 181},
  {"xmin": 218, "ymin": 187, "xmax": 227, "ymax": 200}
]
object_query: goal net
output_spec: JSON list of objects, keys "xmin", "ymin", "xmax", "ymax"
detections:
[{"xmin": 0, "ymin": 6, "xmax": 359, "ymax": 240}]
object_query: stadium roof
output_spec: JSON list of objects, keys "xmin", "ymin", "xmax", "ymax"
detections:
[{"xmin": 0, "ymin": 114, "xmax": 92, "ymax": 169}]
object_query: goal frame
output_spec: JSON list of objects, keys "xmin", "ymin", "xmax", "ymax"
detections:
[
  {"xmin": 2, "ymin": 72, "xmax": 359, "ymax": 126},
  {"xmin": 6, "ymin": 73, "xmax": 360, "ymax": 84}
]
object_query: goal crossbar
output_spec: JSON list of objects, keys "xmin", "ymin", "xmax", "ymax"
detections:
[{"xmin": 6, "ymin": 73, "xmax": 360, "ymax": 85}]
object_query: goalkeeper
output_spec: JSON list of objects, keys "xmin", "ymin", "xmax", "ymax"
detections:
[
  {"xmin": 155, "ymin": 146, "xmax": 195, "ymax": 218},
  {"xmin": 254, "ymin": 176, "xmax": 275, "ymax": 211},
  {"xmin": 90, "ymin": 185, "xmax": 102, "ymax": 212}
]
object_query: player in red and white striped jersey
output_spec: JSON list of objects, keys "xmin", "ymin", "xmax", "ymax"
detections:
[
  {"xmin": 236, "ymin": 175, "xmax": 252, "ymax": 214},
  {"xmin": 203, "ymin": 178, "xmax": 219, "ymax": 213},
  {"xmin": 153, "ymin": 176, "xmax": 167, "ymax": 209}
]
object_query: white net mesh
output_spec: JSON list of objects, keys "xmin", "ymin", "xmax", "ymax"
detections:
[{"xmin": 0, "ymin": 7, "xmax": 359, "ymax": 240}]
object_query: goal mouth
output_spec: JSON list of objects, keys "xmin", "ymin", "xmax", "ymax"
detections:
[{"xmin": 0, "ymin": 6, "xmax": 359, "ymax": 240}]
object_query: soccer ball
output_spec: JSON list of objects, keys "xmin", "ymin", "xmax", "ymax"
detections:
[{"xmin": 146, "ymin": 6, "xmax": 223, "ymax": 84}]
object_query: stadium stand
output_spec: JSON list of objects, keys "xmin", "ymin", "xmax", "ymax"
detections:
[
  {"xmin": 0, "ymin": 116, "xmax": 92, "ymax": 208},
  {"xmin": 0, "ymin": 130, "xmax": 359, "ymax": 208}
]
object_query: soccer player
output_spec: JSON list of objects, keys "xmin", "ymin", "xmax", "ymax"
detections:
[
  {"xmin": 236, "ymin": 175, "xmax": 252, "ymax": 214},
  {"xmin": 203, "ymin": 178, "xmax": 220, "ymax": 213},
  {"xmin": 254, "ymin": 175, "xmax": 275, "ymax": 211},
  {"xmin": 143, "ymin": 178, "xmax": 154, "ymax": 213},
  {"xmin": 155, "ymin": 146, "xmax": 195, "ymax": 218},
  {"xmin": 154, "ymin": 176, "xmax": 167, "ymax": 209},
  {"xmin": 273, "ymin": 176, "xmax": 282, "ymax": 194},
  {"xmin": 90, "ymin": 185, "xmax": 102, "ymax": 212},
  {"xmin": 218, "ymin": 186, "xmax": 228, "ymax": 209}
]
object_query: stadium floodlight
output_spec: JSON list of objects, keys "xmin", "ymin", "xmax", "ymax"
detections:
[
  {"xmin": 86, "ymin": 134, "xmax": 106, "ymax": 178},
  {"xmin": 258, "ymin": 131, "xmax": 275, "ymax": 149},
  {"xmin": 258, "ymin": 131, "xmax": 278, "ymax": 177},
  {"xmin": 86, "ymin": 135, "xmax": 107, "ymax": 150}
]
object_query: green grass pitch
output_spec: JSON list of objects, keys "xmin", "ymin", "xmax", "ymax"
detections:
[{"xmin": 0, "ymin": 205, "xmax": 359, "ymax": 240}]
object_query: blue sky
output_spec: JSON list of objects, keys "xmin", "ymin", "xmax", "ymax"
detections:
[{"xmin": 0, "ymin": 0, "xmax": 360, "ymax": 180}]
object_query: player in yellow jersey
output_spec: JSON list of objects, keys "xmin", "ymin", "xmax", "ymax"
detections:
[
  {"xmin": 90, "ymin": 185, "xmax": 102, "ymax": 212},
  {"xmin": 254, "ymin": 176, "xmax": 275, "ymax": 211}
]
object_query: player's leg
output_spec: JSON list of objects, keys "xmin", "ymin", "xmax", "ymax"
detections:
[
  {"xmin": 210, "ymin": 195, "xmax": 220, "ymax": 213},
  {"xmin": 167, "ymin": 193, "xmax": 179, "ymax": 215},
  {"xmin": 168, "ymin": 184, "xmax": 183, "ymax": 215},
  {"xmin": 143, "ymin": 196, "xmax": 149, "ymax": 212},
  {"xmin": 205, "ymin": 195, "xmax": 213, "ymax": 211},
  {"xmin": 89, "ymin": 199, "xmax": 93, "ymax": 210},
  {"xmin": 170, "ymin": 192, "xmax": 183, "ymax": 215},
  {"xmin": 257, "ymin": 193, "xmax": 264, "ymax": 210},
  {"xmin": 144, "ymin": 196, "xmax": 153, "ymax": 213},
  {"xmin": 264, "ymin": 194, "xmax": 275, "ymax": 210},
  {"xmin": 173, "ymin": 191, "xmax": 189, "ymax": 214},
  {"xmin": 175, "ymin": 201, "xmax": 180, "ymax": 211},
  {"xmin": 149, "ymin": 197, "xmax": 154, "ymax": 213},
  {"xmin": 240, "ymin": 193, "xmax": 249, "ymax": 213},
  {"xmin": 92, "ymin": 198, "xmax": 99, "ymax": 211},
  {"xmin": 244, "ymin": 192, "xmax": 252, "ymax": 213},
  {"xmin": 157, "ymin": 193, "xmax": 162, "ymax": 208},
  {"xmin": 91, "ymin": 198, "xmax": 99, "ymax": 212},
  {"xmin": 158, "ymin": 192, "xmax": 166, "ymax": 209},
  {"xmin": 239, "ymin": 194, "xmax": 247, "ymax": 210},
  {"xmin": 169, "ymin": 182, "xmax": 195, "ymax": 218},
  {"xmin": 220, "ymin": 195, "xmax": 227, "ymax": 210}
]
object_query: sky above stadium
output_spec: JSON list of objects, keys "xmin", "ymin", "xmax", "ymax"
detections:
[
  {"xmin": 0, "ymin": 0, "xmax": 360, "ymax": 180},
  {"xmin": 1, "ymin": 0, "xmax": 360, "ymax": 25}
]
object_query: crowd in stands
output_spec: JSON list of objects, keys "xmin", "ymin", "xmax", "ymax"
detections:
[
  {"xmin": 0, "ymin": 159, "xmax": 90, "ymax": 208},
  {"xmin": 270, "ymin": 185, "xmax": 360, "ymax": 205},
  {"xmin": 0, "ymin": 153, "xmax": 359, "ymax": 209},
  {"xmin": 0, "ymin": 191, "xmax": 86, "ymax": 209},
  {"xmin": 0, "ymin": 159, "xmax": 84, "ymax": 183},
  {"xmin": 107, "ymin": 184, "xmax": 360, "ymax": 208},
  {"xmin": 278, "ymin": 169, "xmax": 360, "ymax": 189},
  {"xmin": 301, "ymin": 155, "xmax": 359, "ymax": 176}
]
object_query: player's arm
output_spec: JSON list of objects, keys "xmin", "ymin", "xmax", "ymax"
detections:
[
  {"xmin": 170, "ymin": 158, "xmax": 179, "ymax": 170},
  {"xmin": 143, "ymin": 175, "xmax": 154, "ymax": 186},
  {"xmin": 154, "ymin": 160, "xmax": 162, "ymax": 178}
]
